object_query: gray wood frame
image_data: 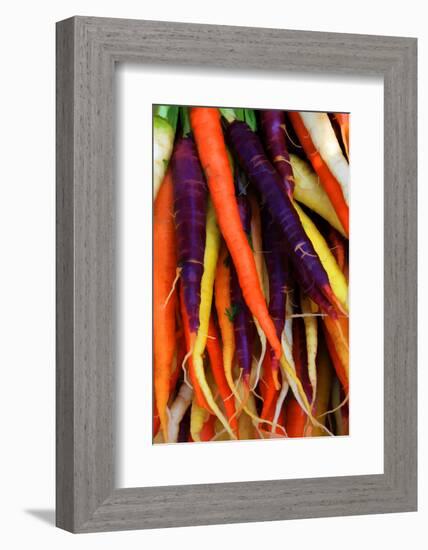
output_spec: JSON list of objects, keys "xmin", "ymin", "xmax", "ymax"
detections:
[{"xmin": 56, "ymin": 16, "xmax": 417, "ymax": 533}]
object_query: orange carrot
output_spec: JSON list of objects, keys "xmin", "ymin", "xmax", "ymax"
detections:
[
  {"xmin": 260, "ymin": 351, "xmax": 279, "ymax": 427},
  {"xmin": 327, "ymin": 226, "xmax": 347, "ymax": 272},
  {"xmin": 214, "ymin": 244, "xmax": 236, "ymax": 395},
  {"xmin": 153, "ymin": 403, "xmax": 160, "ymax": 438},
  {"xmin": 323, "ymin": 315, "xmax": 349, "ymax": 393},
  {"xmin": 285, "ymin": 397, "xmax": 307, "ymax": 437},
  {"xmin": 200, "ymin": 415, "xmax": 216, "ymax": 442},
  {"xmin": 334, "ymin": 113, "xmax": 350, "ymax": 158},
  {"xmin": 285, "ymin": 313, "xmax": 311, "ymax": 437},
  {"xmin": 190, "ymin": 108, "xmax": 283, "ymax": 372},
  {"xmin": 154, "ymin": 170, "xmax": 177, "ymax": 441},
  {"xmin": 206, "ymin": 316, "xmax": 239, "ymax": 436},
  {"xmin": 288, "ymin": 112, "xmax": 349, "ymax": 236}
]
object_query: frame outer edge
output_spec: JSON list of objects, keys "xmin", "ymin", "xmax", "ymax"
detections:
[
  {"xmin": 56, "ymin": 16, "xmax": 76, "ymax": 532},
  {"xmin": 72, "ymin": 16, "xmax": 116, "ymax": 532},
  {"xmin": 55, "ymin": 16, "xmax": 418, "ymax": 533}
]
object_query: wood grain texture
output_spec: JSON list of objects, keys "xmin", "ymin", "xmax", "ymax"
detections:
[{"xmin": 56, "ymin": 16, "xmax": 417, "ymax": 533}]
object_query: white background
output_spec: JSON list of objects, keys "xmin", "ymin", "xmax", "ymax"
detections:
[
  {"xmin": 0, "ymin": 1, "xmax": 425, "ymax": 549},
  {"xmin": 118, "ymin": 67, "xmax": 384, "ymax": 487}
]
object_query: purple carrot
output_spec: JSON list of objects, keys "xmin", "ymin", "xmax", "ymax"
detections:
[
  {"xmin": 260, "ymin": 110, "xmax": 294, "ymax": 197},
  {"xmin": 171, "ymin": 135, "xmax": 207, "ymax": 332},
  {"xmin": 261, "ymin": 208, "xmax": 288, "ymax": 340},
  {"xmin": 261, "ymin": 207, "xmax": 289, "ymax": 377},
  {"xmin": 177, "ymin": 405, "xmax": 191, "ymax": 443},
  {"xmin": 224, "ymin": 118, "xmax": 341, "ymax": 318},
  {"xmin": 229, "ymin": 196, "xmax": 254, "ymax": 383}
]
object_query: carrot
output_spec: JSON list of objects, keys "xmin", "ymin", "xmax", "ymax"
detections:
[
  {"xmin": 300, "ymin": 294, "xmax": 318, "ymax": 406},
  {"xmin": 285, "ymin": 316, "xmax": 310, "ymax": 437},
  {"xmin": 221, "ymin": 115, "xmax": 341, "ymax": 426},
  {"xmin": 168, "ymin": 382, "xmax": 193, "ymax": 443},
  {"xmin": 290, "ymin": 154, "xmax": 346, "ymax": 237},
  {"xmin": 229, "ymin": 196, "xmax": 255, "ymax": 385},
  {"xmin": 260, "ymin": 109, "xmax": 294, "ymax": 197},
  {"xmin": 215, "ymin": 246, "xmax": 288, "ymax": 434},
  {"xmin": 206, "ymin": 316, "xmax": 239, "ymax": 436},
  {"xmin": 288, "ymin": 112, "xmax": 349, "ymax": 236},
  {"xmin": 192, "ymin": 200, "xmax": 236, "ymax": 439},
  {"xmin": 153, "ymin": 403, "xmax": 160, "ymax": 438},
  {"xmin": 207, "ymin": 115, "xmax": 329, "ymax": 432},
  {"xmin": 170, "ymin": 332, "xmax": 185, "ymax": 395},
  {"xmin": 237, "ymin": 391, "xmax": 261, "ymax": 440},
  {"xmin": 180, "ymin": 286, "xmax": 211, "ymax": 411},
  {"xmin": 214, "ymin": 244, "xmax": 236, "ymax": 397},
  {"xmin": 260, "ymin": 351, "xmax": 279, "ymax": 428},
  {"xmin": 308, "ymin": 339, "xmax": 333, "ymax": 437},
  {"xmin": 293, "ymin": 201, "xmax": 348, "ymax": 313},
  {"xmin": 296, "ymin": 112, "xmax": 349, "ymax": 204},
  {"xmin": 200, "ymin": 415, "xmax": 216, "ymax": 442},
  {"xmin": 154, "ymin": 170, "xmax": 177, "ymax": 441},
  {"xmin": 172, "ymin": 132, "xmax": 207, "ymax": 333},
  {"xmin": 333, "ymin": 112, "xmax": 350, "ymax": 159},
  {"xmin": 272, "ymin": 298, "xmax": 295, "ymax": 433},
  {"xmin": 249, "ymin": 194, "xmax": 268, "ymax": 388},
  {"xmin": 323, "ymin": 318, "xmax": 349, "ymax": 393},
  {"xmin": 285, "ymin": 397, "xmax": 307, "ymax": 438},
  {"xmin": 190, "ymin": 107, "xmax": 283, "ymax": 368},
  {"xmin": 261, "ymin": 206, "xmax": 289, "ymax": 377},
  {"xmin": 153, "ymin": 106, "xmax": 179, "ymax": 200},
  {"xmin": 224, "ymin": 116, "xmax": 342, "ymax": 320},
  {"xmin": 262, "ymin": 396, "xmax": 287, "ymax": 437},
  {"xmin": 331, "ymin": 376, "xmax": 350, "ymax": 435},
  {"xmin": 190, "ymin": 398, "xmax": 211, "ymax": 442},
  {"xmin": 177, "ymin": 407, "xmax": 192, "ymax": 443},
  {"xmin": 326, "ymin": 226, "xmax": 347, "ymax": 272},
  {"xmin": 238, "ymin": 409, "xmax": 256, "ymax": 440}
]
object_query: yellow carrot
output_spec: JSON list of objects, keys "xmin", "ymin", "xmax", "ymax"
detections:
[
  {"xmin": 190, "ymin": 398, "xmax": 211, "ymax": 442},
  {"xmin": 192, "ymin": 200, "xmax": 236, "ymax": 439},
  {"xmin": 290, "ymin": 154, "xmax": 346, "ymax": 237},
  {"xmin": 294, "ymin": 200, "xmax": 348, "ymax": 312},
  {"xmin": 301, "ymin": 294, "xmax": 318, "ymax": 406},
  {"xmin": 238, "ymin": 392, "xmax": 259, "ymax": 440}
]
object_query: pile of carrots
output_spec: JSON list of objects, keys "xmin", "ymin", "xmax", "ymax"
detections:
[{"xmin": 153, "ymin": 105, "xmax": 349, "ymax": 443}]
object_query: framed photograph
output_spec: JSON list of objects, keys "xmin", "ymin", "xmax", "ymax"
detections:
[{"xmin": 56, "ymin": 16, "xmax": 417, "ymax": 533}]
